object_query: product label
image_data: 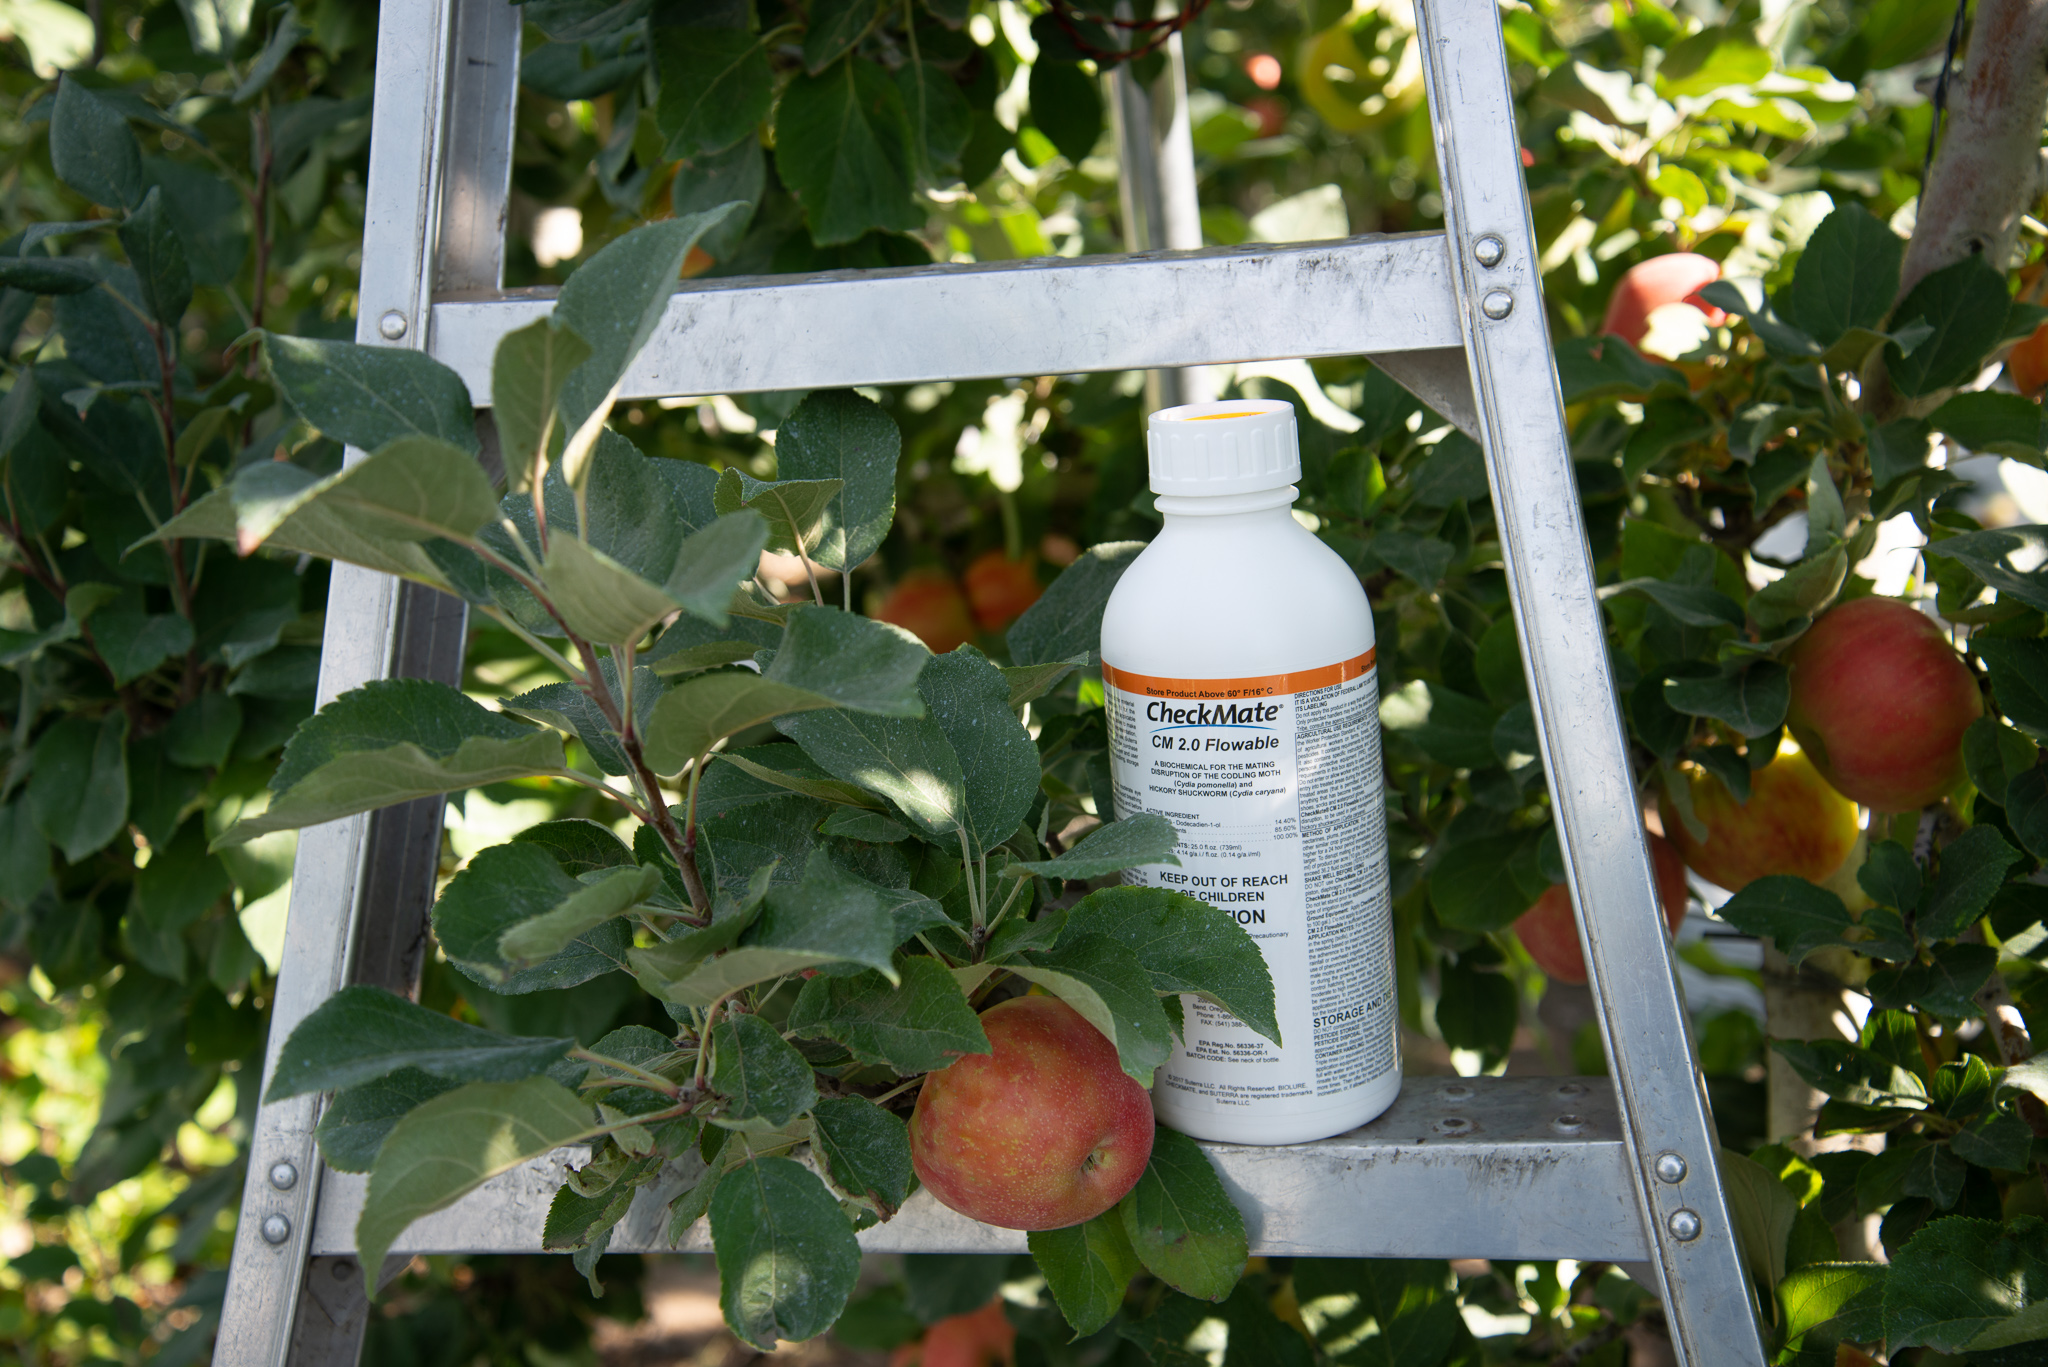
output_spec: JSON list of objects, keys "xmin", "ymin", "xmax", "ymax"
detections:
[{"xmin": 1103, "ymin": 652, "xmax": 1397, "ymax": 1115}]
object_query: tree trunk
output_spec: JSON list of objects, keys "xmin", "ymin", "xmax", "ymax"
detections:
[{"xmin": 1899, "ymin": 0, "xmax": 2048, "ymax": 296}]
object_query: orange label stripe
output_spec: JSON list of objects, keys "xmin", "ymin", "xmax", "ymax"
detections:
[{"xmin": 1101, "ymin": 649, "xmax": 1376, "ymax": 701}]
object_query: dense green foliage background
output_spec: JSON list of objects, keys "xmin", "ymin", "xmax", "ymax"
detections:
[{"xmin": 4, "ymin": 0, "xmax": 2048, "ymax": 1362}]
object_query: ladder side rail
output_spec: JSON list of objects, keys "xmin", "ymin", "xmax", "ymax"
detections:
[
  {"xmin": 1410, "ymin": 1, "xmax": 1765, "ymax": 1360},
  {"xmin": 428, "ymin": 235, "xmax": 1466, "ymax": 403},
  {"xmin": 216, "ymin": 3, "xmax": 466, "ymax": 1362}
]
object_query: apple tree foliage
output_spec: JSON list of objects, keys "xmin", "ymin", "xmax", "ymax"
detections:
[{"xmin": 11, "ymin": 0, "xmax": 2048, "ymax": 1362}]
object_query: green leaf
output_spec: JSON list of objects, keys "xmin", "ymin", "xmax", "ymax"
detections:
[
  {"xmin": 267, "ymin": 985, "xmax": 573, "ymax": 1100},
  {"xmin": 820, "ymin": 808, "xmax": 911, "ymax": 841},
  {"xmin": 0, "ymin": 255, "xmax": 99, "ymax": 294},
  {"xmin": 1919, "ymin": 825, "xmax": 2023, "ymax": 942},
  {"xmin": 1931, "ymin": 391, "xmax": 2045, "ymax": 460},
  {"xmin": 1003, "ymin": 656, "xmax": 1084, "ymax": 710},
  {"xmin": 155, "ymin": 436, "xmax": 498, "ymax": 582},
  {"xmin": 777, "ymin": 706, "xmax": 968, "ymax": 842},
  {"xmin": 1928, "ymin": 526, "xmax": 2048, "ymax": 616},
  {"xmin": 1118, "ymin": 1126, "xmax": 1246, "ymax": 1301},
  {"xmin": 671, "ymin": 139, "xmax": 765, "ymax": 260},
  {"xmin": 315, "ymin": 1068, "xmax": 461, "ymax": 1173},
  {"xmin": 496, "ymin": 863, "xmax": 659, "ymax": 968},
  {"xmin": 504, "ymin": 662, "xmax": 664, "ymax": 778},
  {"xmin": 772, "ymin": 390, "xmax": 901, "ymax": 571},
  {"xmin": 712, "ymin": 468, "xmax": 844, "ymax": 559},
  {"xmin": 787, "ymin": 954, "xmax": 990, "ymax": 1073},
  {"xmin": 1009, "ymin": 541, "xmax": 1143, "ymax": 667},
  {"xmin": 29, "ymin": 713, "xmax": 129, "ymax": 863},
  {"xmin": 897, "ymin": 61, "xmax": 974, "ymax": 179},
  {"xmin": 715, "ymin": 750, "xmax": 882, "ymax": 808},
  {"xmin": 810, "ymin": 1096, "xmax": 913, "ymax": 1216},
  {"xmin": 775, "ymin": 59, "xmax": 924, "ymax": 246},
  {"xmin": 917, "ymin": 646, "xmax": 1039, "ymax": 854},
  {"xmin": 1970, "ymin": 1299, "xmax": 2048, "ymax": 1352},
  {"xmin": 116, "ymin": 187, "xmax": 192, "ymax": 330},
  {"xmin": 1008, "ymin": 815, "xmax": 1180, "ymax": 880},
  {"xmin": 1722, "ymin": 1148, "xmax": 1800, "ymax": 1295},
  {"xmin": 1887, "ymin": 257, "xmax": 2012, "ymax": 398},
  {"xmin": 1379, "ymin": 681, "xmax": 1499, "ymax": 769},
  {"xmin": 552, "ymin": 210, "xmax": 746, "ymax": 446},
  {"xmin": 653, "ymin": 28, "xmax": 772, "ymax": 159},
  {"xmin": 93, "ymin": 608, "xmax": 196, "ymax": 686},
  {"xmin": 1979, "ymin": 639, "xmax": 2048, "ymax": 739},
  {"xmin": 1029, "ymin": 1213, "xmax": 1142, "ymax": 1337},
  {"xmin": 261, "ymin": 331, "xmax": 477, "ymax": 454},
  {"xmin": 356, "ymin": 1077, "xmax": 595, "ymax": 1292},
  {"xmin": 645, "ymin": 612, "xmax": 783, "ymax": 675},
  {"xmin": 1752, "ymin": 546, "xmax": 1849, "ymax": 634},
  {"xmin": 1029, "ymin": 61, "xmax": 1104, "ymax": 163},
  {"xmin": 1883, "ymin": 1216, "xmax": 2048, "ymax": 1353},
  {"xmin": 1857, "ymin": 840, "xmax": 1923, "ymax": 913},
  {"xmin": 1953, "ymin": 1108, "xmax": 2034, "ymax": 1171},
  {"xmin": 539, "ymin": 533, "xmax": 688, "ymax": 645},
  {"xmin": 803, "ymin": 0, "xmax": 880, "ymax": 70},
  {"xmin": 1013, "ymin": 934, "xmax": 1175, "ymax": 1085},
  {"xmin": 491, "ymin": 318, "xmax": 593, "ymax": 491},
  {"xmin": 1870, "ymin": 418, "xmax": 1933, "ymax": 486},
  {"xmin": 1714, "ymin": 875, "xmax": 1856, "ymax": 964},
  {"xmin": 710, "ymin": 1012, "xmax": 818, "ymax": 1128},
  {"xmin": 640, "ymin": 671, "xmax": 840, "ymax": 775},
  {"xmin": 633, "ymin": 851, "xmax": 899, "ymax": 1007},
  {"xmin": 903, "ymin": 1256, "xmax": 1010, "ymax": 1324},
  {"xmin": 51, "ymin": 79, "xmax": 143, "ymax": 209},
  {"xmin": 711, "ymin": 1155, "xmax": 861, "ymax": 1348},
  {"xmin": 1060, "ymin": 885, "xmax": 1279, "ymax": 1046},
  {"xmin": 2009, "ymin": 768, "xmax": 2048, "ymax": 862},
  {"xmin": 1601, "ymin": 577, "xmax": 1745, "ymax": 628},
  {"xmin": 666, "ymin": 511, "xmax": 773, "ymax": 625},
  {"xmin": 1429, "ymin": 833, "xmax": 1537, "ymax": 931},
  {"xmin": 1664, "ymin": 662, "xmax": 1789, "ymax": 738},
  {"xmin": 764, "ymin": 606, "xmax": 930, "ymax": 715},
  {"xmin": 220, "ymin": 680, "xmax": 565, "ymax": 845},
  {"xmin": 1779, "ymin": 204, "xmax": 1903, "ymax": 347},
  {"xmin": 545, "ymin": 1182, "xmax": 635, "ymax": 1254},
  {"xmin": 1290, "ymin": 1259, "xmax": 1457, "ymax": 1367},
  {"xmin": 1779, "ymin": 1262, "xmax": 1888, "ymax": 1344},
  {"xmin": 1868, "ymin": 944, "xmax": 1998, "ymax": 1018}
]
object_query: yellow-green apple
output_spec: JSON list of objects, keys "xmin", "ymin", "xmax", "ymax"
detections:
[
  {"xmin": 1514, "ymin": 833, "xmax": 1689, "ymax": 985},
  {"xmin": 1658, "ymin": 744, "xmax": 1860, "ymax": 892},
  {"xmin": 963, "ymin": 550, "xmax": 1043, "ymax": 632},
  {"xmin": 1601, "ymin": 253, "xmax": 1725, "ymax": 351},
  {"xmin": 910, "ymin": 995, "xmax": 1154, "ymax": 1231},
  {"xmin": 876, "ymin": 568, "xmax": 977, "ymax": 654},
  {"xmin": 1786, "ymin": 596, "xmax": 1982, "ymax": 812}
]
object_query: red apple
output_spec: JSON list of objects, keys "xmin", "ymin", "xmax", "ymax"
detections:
[
  {"xmin": 1513, "ymin": 833, "xmax": 1689, "ymax": 986},
  {"xmin": 910, "ymin": 995, "xmax": 1154, "ymax": 1231},
  {"xmin": 1659, "ymin": 745, "xmax": 1860, "ymax": 893},
  {"xmin": 963, "ymin": 551, "xmax": 1042, "ymax": 632},
  {"xmin": 2010, "ymin": 320, "xmax": 2048, "ymax": 397},
  {"xmin": 1601, "ymin": 253, "xmax": 1726, "ymax": 351},
  {"xmin": 1786, "ymin": 597, "xmax": 1982, "ymax": 812},
  {"xmin": 889, "ymin": 1298, "xmax": 1016, "ymax": 1367},
  {"xmin": 876, "ymin": 568, "xmax": 976, "ymax": 654}
]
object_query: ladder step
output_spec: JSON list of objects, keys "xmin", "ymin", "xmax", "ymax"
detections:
[
  {"xmin": 309, "ymin": 1076, "xmax": 1645, "ymax": 1263},
  {"xmin": 429, "ymin": 233, "xmax": 1465, "ymax": 404}
]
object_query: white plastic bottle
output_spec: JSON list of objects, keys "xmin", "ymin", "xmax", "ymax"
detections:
[{"xmin": 1100, "ymin": 399, "xmax": 1400, "ymax": 1145}]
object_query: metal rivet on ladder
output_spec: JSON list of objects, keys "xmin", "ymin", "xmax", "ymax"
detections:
[
  {"xmin": 1552, "ymin": 1113, "xmax": 1585, "ymax": 1135},
  {"xmin": 1655, "ymin": 1153, "xmax": 1688, "ymax": 1184},
  {"xmin": 260, "ymin": 1214, "xmax": 292, "ymax": 1245},
  {"xmin": 1473, "ymin": 235, "xmax": 1505, "ymax": 268},
  {"xmin": 1481, "ymin": 290, "xmax": 1514, "ymax": 320},
  {"xmin": 1440, "ymin": 1083, "xmax": 1473, "ymax": 1101},
  {"xmin": 378, "ymin": 310, "xmax": 409, "ymax": 340},
  {"xmin": 1434, "ymin": 1116, "xmax": 1473, "ymax": 1135},
  {"xmin": 1667, "ymin": 1210, "xmax": 1702, "ymax": 1241},
  {"xmin": 1555, "ymin": 1081, "xmax": 1587, "ymax": 1097},
  {"xmin": 268, "ymin": 1161, "xmax": 298, "ymax": 1191}
]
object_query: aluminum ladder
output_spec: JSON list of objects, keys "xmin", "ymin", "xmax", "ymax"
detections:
[{"xmin": 215, "ymin": 3, "xmax": 1768, "ymax": 1362}]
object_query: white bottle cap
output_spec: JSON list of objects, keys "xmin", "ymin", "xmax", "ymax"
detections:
[{"xmin": 1146, "ymin": 399, "xmax": 1301, "ymax": 496}]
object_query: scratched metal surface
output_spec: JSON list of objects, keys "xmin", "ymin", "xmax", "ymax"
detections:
[
  {"xmin": 311, "ymin": 1075, "xmax": 1644, "ymax": 1262},
  {"xmin": 426, "ymin": 234, "xmax": 1464, "ymax": 405}
]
